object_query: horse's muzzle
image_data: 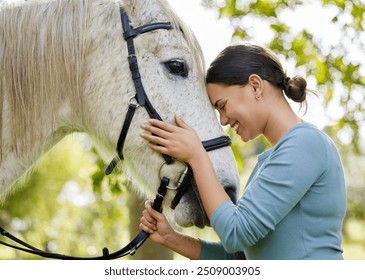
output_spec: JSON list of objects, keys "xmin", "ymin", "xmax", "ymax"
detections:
[{"xmin": 173, "ymin": 179, "xmax": 238, "ymax": 228}]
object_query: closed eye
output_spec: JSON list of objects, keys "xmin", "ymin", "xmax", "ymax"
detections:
[
  {"xmin": 215, "ymin": 100, "xmax": 226, "ymax": 112},
  {"xmin": 164, "ymin": 59, "xmax": 188, "ymax": 77}
]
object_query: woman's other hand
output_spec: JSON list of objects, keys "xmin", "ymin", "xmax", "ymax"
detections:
[
  {"xmin": 139, "ymin": 200, "xmax": 202, "ymax": 259},
  {"xmin": 139, "ymin": 200, "xmax": 176, "ymax": 246},
  {"xmin": 140, "ymin": 115, "xmax": 205, "ymax": 165}
]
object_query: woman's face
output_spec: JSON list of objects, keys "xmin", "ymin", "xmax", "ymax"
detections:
[{"xmin": 207, "ymin": 83, "xmax": 266, "ymax": 142}]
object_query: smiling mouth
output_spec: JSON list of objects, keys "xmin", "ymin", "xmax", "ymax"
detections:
[{"xmin": 232, "ymin": 122, "xmax": 240, "ymax": 133}]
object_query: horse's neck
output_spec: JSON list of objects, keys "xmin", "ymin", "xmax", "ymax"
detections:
[
  {"xmin": 77, "ymin": 3, "xmax": 131, "ymax": 157},
  {"xmin": 0, "ymin": 98, "xmax": 77, "ymax": 197}
]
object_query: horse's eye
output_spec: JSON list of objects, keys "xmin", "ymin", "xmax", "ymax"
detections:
[{"xmin": 164, "ymin": 59, "xmax": 188, "ymax": 77}]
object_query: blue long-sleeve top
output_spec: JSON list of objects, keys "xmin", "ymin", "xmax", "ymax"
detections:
[{"xmin": 199, "ymin": 123, "xmax": 347, "ymax": 260}]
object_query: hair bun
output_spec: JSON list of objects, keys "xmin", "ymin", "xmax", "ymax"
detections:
[{"xmin": 284, "ymin": 76, "xmax": 307, "ymax": 103}]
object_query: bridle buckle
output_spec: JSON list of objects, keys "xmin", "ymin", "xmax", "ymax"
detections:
[
  {"xmin": 128, "ymin": 96, "xmax": 140, "ymax": 108},
  {"xmin": 159, "ymin": 160, "xmax": 188, "ymax": 190}
]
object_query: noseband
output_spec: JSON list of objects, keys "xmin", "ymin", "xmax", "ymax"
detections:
[{"xmin": 0, "ymin": 7, "xmax": 232, "ymax": 260}]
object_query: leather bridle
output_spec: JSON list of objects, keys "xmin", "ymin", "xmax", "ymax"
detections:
[{"xmin": 0, "ymin": 7, "xmax": 232, "ymax": 260}]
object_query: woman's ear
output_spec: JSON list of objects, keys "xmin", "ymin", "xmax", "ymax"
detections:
[{"xmin": 248, "ymin": 74, "xmax": 263, "ymax": 100}]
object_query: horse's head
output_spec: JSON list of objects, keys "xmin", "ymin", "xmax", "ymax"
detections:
[{"xmin": 81, "ymin": 0, "xmax": 240, "ymax": 228}]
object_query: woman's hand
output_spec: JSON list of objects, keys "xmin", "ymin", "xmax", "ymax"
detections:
[
  {"xmin": 140, "ymin": 200, "xmax": 202, "ymax": 259},
  {"xmin": 140, "ymin": 115, "xmax": 205, "ymax": 165},
  {"xmin": 139, "ymin": 200, "xmax": 176, "ymax": 246}
]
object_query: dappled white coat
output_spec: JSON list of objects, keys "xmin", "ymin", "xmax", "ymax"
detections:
[{"xmin": 0, "ymin": 0, "xmax": 239, "ymax": 228}]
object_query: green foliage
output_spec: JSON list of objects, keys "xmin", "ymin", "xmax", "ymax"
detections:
[
  {"xmin": 0, "ymin": 135, "xmax": 130, "ymax": 259},
  {"xmin": 228, "ymin": 129, "xmax": 269, "ymax": 175}
]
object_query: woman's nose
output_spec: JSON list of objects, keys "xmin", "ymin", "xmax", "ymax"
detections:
[{"xmin": 219, "ymin": 113, "xmax": 229, "ymax": 126}]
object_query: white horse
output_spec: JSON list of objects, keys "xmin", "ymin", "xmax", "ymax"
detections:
[{"xmin": 0, "ymin": 0, "xmax": 239, "ymax": 228}]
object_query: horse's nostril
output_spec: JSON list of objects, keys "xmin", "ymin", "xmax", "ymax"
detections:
[{"xmin": 224, "ymin": 186, "xmax": 238, "ymax": 204}]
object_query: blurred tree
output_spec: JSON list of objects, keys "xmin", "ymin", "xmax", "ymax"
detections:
[{"xmin": 0, "ymin": 136, "xmax": 131, "ymax": 259}]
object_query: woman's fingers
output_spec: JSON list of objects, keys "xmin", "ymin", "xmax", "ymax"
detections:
[
  {"xmin": 142, "ymin": 117, "xmax": 189, "ymax": 136},
  {"xmin": 140, "ymin": 215, "xmax": 157, "ymax": 233},
  {"xmin": 175, "ymin": 115, "xmax": 189, "ymax": 129},
  {"xmin": 140, "ymin": 132, "xmax": 168, "ymax": 146},
  {"xmin": 140, "ymin": 116, "xmax": 201, "ymax": 163},
  {"xmin": 140, "ymin": 122, "xmax": 175, "ymax": 154},
  {"xmin": 141, "ymin": 123, "xmax": 171, "ymax": 139},
  {"xmin": 140, "ymin": 134, "xmax": 170, "ymax": 155},
  {"xmin": 140, "ymin": 201, "xmax": 157, "ymax": 233},
  {"xmin": 142, "ymin": 119, "xmax": 176, "ymax": 137},
  {"xmin": 139, "ymin": 200, "xmax": 169, "ymax": 235},
  {"xmin": 148, "ymin": 119, "xmax": 176, "ymax": 132},
  {"xmin": 141, "ymin": 208, "xmax": 156, "ymax": 224}
]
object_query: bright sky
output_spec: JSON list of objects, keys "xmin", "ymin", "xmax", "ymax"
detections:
[{"xmin": 167, "ymin": 0, "xmax": 233, "ymax": 66}]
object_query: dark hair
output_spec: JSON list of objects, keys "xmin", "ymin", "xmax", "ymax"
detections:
[{"xmin": 206, "ymin": 42, "xmax": 308, "ymax": 104}]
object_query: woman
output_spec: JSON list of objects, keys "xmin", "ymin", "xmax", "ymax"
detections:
[{"xmin": 139, "ymin": 42, "xmax": 347, "ymax": 260}]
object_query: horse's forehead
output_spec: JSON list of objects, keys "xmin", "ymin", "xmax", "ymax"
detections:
[
  {"xmin": 137, "ymin": 33, "xmax": 190, "ymax": 61},
  {"xmin": 120, "ymin": 0, "xmax": 212, "ymax": 123}
]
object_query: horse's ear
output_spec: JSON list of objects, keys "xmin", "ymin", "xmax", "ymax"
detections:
[
  {"xmin": 123, "ymin": 0, "xmax": 168, "ymax": 25},
  {"xmin": 123, "ymin": 0, "xmax": 134, "ymax": 7}
]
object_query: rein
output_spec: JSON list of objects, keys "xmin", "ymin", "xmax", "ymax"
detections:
[{"xmin": 0, "ymin": 7, "xmax": 232, "ymax": 260}]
